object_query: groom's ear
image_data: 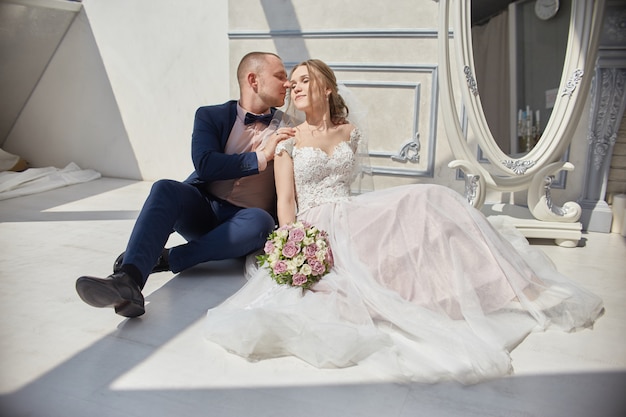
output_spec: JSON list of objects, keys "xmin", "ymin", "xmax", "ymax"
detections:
[{"xmin": 247, "ymin": 72, "xmax": 259, "ymax": 91}]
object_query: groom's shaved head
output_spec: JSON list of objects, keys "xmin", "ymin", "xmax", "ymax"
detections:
[{"xmin": 237, "ymin": 52, "xmax": 281, "ymax": 87}]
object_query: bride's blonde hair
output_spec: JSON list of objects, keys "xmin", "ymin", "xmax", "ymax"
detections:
[{"xmin": 289, "ymin": 59, "xmax": 349, "ymax": 125}]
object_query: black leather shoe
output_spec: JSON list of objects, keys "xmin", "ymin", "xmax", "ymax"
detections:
[
  {"xmin": 113, "ymin": 249, "xmax": 170, "ymax": 274},
  {"xmin": 76, "ymin": 272, "xmax": 145, "ymax": 318}
]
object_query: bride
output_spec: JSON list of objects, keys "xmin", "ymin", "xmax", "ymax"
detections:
[{"xmin": 203, "ymin": 59, "xmax": 604, "ymax": 383}]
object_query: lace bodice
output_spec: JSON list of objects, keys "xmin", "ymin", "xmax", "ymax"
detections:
[{"xmin": 276, "ymin": 128, "xmax": 361, "ymax": 214}]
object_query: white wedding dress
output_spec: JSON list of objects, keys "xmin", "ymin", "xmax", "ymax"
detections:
[{"xmin": 204, "ymin": 129, "xmax": 604, "ymax": 383}]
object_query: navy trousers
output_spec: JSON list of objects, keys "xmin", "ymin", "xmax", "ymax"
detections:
[{"xmin": 122, "ymin": 179, "xmax": 275, "ymax": 285}]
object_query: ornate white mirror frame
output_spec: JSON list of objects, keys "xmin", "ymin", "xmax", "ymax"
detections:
[{"xmin": 438, "ymin": 0, "xmax": 606, "ymax": 247}]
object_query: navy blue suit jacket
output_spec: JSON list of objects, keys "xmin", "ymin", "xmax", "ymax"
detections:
[{"xmin": 184, "ymin": 100, "xmax": 275, "ymax": 192}]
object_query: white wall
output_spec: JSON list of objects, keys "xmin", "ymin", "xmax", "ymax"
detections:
[
  {"xmin": 0, "ymin": 0, "xmax": 80, "ymax": 147},
  {"xmin": 2, "ymin": 0, "xmax": 594, "ymax": 207},
  {"xmin": 229, "ymin": 0, "xmax": 463, "ymax": 192},
  {"xmin": 225, "ymin": 0, "xmax": 596, "ymax": 204},
  {"xmin": 4, "ymin": 0, "xmax": 229, "ymax": 181}
]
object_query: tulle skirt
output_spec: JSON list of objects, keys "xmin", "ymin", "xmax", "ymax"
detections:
[{"xmin": 204, "ymin": 184, "xmax": 604, "ymax": 383}]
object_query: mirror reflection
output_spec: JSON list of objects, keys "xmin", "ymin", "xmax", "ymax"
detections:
[{"xmin": 471, "ymin": 0, "xmax": 571, "ymax": 156}]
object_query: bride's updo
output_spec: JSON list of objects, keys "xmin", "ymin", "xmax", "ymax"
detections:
[{"xmin": 290, "ymin": 59, "xmax": 350, "ymax": 125}]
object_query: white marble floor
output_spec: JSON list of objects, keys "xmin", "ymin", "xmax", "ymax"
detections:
[{"xmin": 0, "ymin": 178, "xmax": 625, "ymax": 417}]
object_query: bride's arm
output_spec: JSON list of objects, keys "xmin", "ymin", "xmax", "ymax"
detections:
[{"xmin": 274, "ymin": 150, "xmax": 297, "ymax": 226}]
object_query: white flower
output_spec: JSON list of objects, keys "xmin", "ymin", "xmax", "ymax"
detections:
[
  {"xmin": 299, "ymin": 264, "xmax": 312, "ymax": 276},
  {"xmin": 269, "ymin": 251, "xmax": 280, "ymax": 262},
  {"xmin": 286, "ymin": 260, "xmax": 298, "ymax": 274},
  {"xmin": 273, "ymin": 240, "xmax": 284, "ymax": 251},
  {"xmin": 293, "ymin": 254, "xmax": 306, "ymax": 266}
]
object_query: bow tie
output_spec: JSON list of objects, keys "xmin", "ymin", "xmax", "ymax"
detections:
[{"xmin": 244, "ymin": 112, "xmax": 273, "ymax": 126}]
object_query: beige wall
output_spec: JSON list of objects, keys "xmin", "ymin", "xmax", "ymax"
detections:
[
  {"xmin": 229, "ymin": 0, "xmax": 593, "ymax": 201},
  {"xmin": 229, "ymin": 0, "xmax": 462, "ymax": 193},
  {"xmin": 1, "ymin": 0, "xmax": 595, "ymax": 205}
]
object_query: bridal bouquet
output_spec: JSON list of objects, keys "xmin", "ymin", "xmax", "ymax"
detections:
[{"xmin": 257, "ymin": 221, "xmax": 334, "ymax": 290}]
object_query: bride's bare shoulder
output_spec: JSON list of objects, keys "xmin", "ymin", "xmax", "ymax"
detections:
[{"xmin": 338, "ymin": 123, "xmax": 357, "ymax": 138}]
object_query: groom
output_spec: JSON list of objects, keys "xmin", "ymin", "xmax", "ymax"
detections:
[{"xmin": 76, "ymin": 52, "xmax": 295, "ymax": 318}]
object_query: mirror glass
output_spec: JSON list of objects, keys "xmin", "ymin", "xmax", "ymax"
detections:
[{"xmin": 471, "ymin": 0, "xmax": 571, "ymax": 156}]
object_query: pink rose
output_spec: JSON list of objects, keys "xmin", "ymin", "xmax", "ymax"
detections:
[
  {"xmin": 272, "ymin": 260, "xmax": 288, "ymax": 275},
  {"xmin": 304, "ymin": 243, "xmax": 318, "ymax": 258},
  {"xmin": 289, "ymin": 227, "xmax": 305, "ymax": 242},
  {"xmin": 263, "ymin": 241, "xmax": 275, "ymax": 254},
  {"xmin": 282, "ymin": 241, "xmax": 300, "ymax": 258},
  {"xmin": 292, "ymin": 273, "xmax": 308, "ymax": 286},
  {"xmin": 308, "ymin": 259, "xmax": 326, "ymax": 276}
]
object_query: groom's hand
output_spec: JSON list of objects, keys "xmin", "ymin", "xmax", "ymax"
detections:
[{"xmin": 261, "ymin": 127, "xmax": 296, "ymax": 162}]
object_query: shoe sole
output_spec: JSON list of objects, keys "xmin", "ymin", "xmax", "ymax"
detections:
[{"xmin": 76, "ymin": 277, "xmax": 145, "ymax": 318}]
